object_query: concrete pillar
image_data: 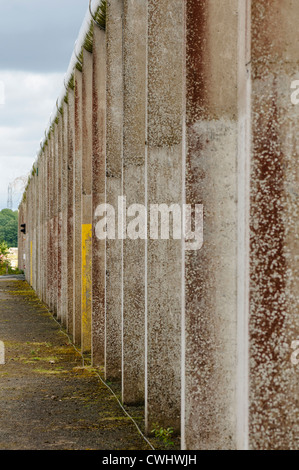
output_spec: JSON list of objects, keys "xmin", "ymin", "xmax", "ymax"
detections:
[
  {"xmin": 105, "ymin": 0, "xmax": 123, "ymax": 381},
  {"xmin": 61, "ymin": 102, "xmax": 68, "ymax": 329},
  {"xmin": 39, "ymin": 152, "xmax": 43, "ymax": 300},
  {"xmin": 47, "ymin": 136, "xmax": 52, "ymax": 308},
  {"xmin": 73, "ymin": 69, "xmax": 83, "ymax": 346},
  {"xmin": 38, "ymin": 159, "xmax": 42, "ymax": 298},
  {"xmin": 31, "ymin": 172, "xmax": 36, "ymax": 289},
  {"xmin": 31, "ymin": 172, "xmax": 35, "ymax": 288},
  {"xmin": 146, "ymin": 0, "xmax": 184, "ymax": 433},
  {"xmin": 34, "ymin": 169, "xmax": 38, "ymax": 292},
  {"xmin": 35, "ymin": 161, "xmax": 38, "ymax": 293},
  {"xmin": 67, "ymin": 89, "xmax": 75, "ymax": 337},
  {"xmin": 37, "ymin": 158, "xmax": 42, "ymax": 299},
  {"xmin": 122, "ymin": 0, "xmax": 147, "ymax": 405},
  {"xmin": 47, "ymin": 135, "xmax": 54, "ymax": 311},
  {"xmin": 92, "ymin": 25, "xmax": 106, "ymax": 366},
  {"xmin": 25, "ymin": 187, "xmax": 30, "ymax": 283},
  {"xmin": 27, "ymin": 186, "xmax": 30, "ymax": 283},
  {"xmin": 39, "ymin": 153, "xmax": 43, "ymax": 299},
  {"xmin": 28, "ymin": 179, "xmax": 33, "ymax": 286},
  {"xmin": 53, "ymin": 124, "xmax": 59, "ymax": 315},
  {"xmin": 249, "ymin": 0, "xmax": 299, "ymax": 450},
  {"xmin": 44, "ymin": 144, "xmax": 49, "ymax": 305},
  {"xmin": 24, "ymin": 184, "xmax": 29, "ymax": 282},
  {"xmin": 57, "ymin": 114, "xmax": 63, "ymax": 323},
  {"xmin": 183, "ymin": 0, "xmax": 241, "ymax": 449},
  {"xmin": 237, "ymin": 0, "xmax": 251, "ymax": 450},
  {"xmin": 43, "ymin": 148, "xmax": 48, "ymax": 305},
  {"xmin": 52, "ymin": 128, "xmax": 57, "ymax": 313},
  {"xmin": 81, "ymin": 49, "xmax": 93, "ymax": 354}
]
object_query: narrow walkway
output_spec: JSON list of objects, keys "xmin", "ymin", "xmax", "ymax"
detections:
[{"xmin": 0, "ymin": 279, "xmax": 150, "ymax": 450}]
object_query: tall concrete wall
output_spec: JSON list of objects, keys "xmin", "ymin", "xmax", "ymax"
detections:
[
  {"xmin": 105, "ymin": 0, "xmax": 123, "ymax": 383},
  {"xmin": 250, "ymin": 0, "xmax": 299, "ymax": 450},
  {"xmin": 19, "ymin": 0, "xmax": 299, "ymax": 450},
  {"xmin": 92, "ymin": 25, "xmax": 106, "ymax": 366},
  {"xmin": 73, "ymin": 69, "xmax": 83, "ymax": 347},
  {"xmin": 81, "ymin": 49, "xmax": 93, "ymax": 354},
  {"xmin": 146, "ymin": 0, "xmax": 184, "ymax": 434},
  {"xmin": 183, "ymin": 0, "xmax": 240, "ymax": 449},
  {"xmin": 122, "ymin": 0, "xmax": 147, "ymax": 406}
]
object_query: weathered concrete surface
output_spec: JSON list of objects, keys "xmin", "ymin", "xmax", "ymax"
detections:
[
  {"xmin": 250, "ymin": 0, "xmax": 299, "ymax": 450},
  {"xmin": 92, "ymin": 26, "xmax": 106, "ymax": 366},
  {"xmin": 57, "ymin": 112, "xmax": 64, "ymax": 324},
  {"xmin": 41, "ymin": 149, "xmax": 47, "ymax": 305},
  {"xmin": 57, "ymin": 115, "xmax": 63, "ymax": 324},
  {"xmin": 67, "ymin": 90, "xmax": 75, "ymax": 338},
  {"xmin": 236, "ymin": 0, "xmax": 251, "ymax": 450},
  {"xmin": 146, "ymin": 0, "xmax": 184, "ymax": 433},
  {"xmin": 122, "ymin": 0, "xmax": 147, "ymax": 406},
  {"xmin": 183, "ymin": 0, "xmax": 240, "ymax": 450},
  {"xmin": 0, "ymin": 279, "xmax": 150, "ymax": 450},
  {"xmin": 47, "ymin": 138, "xmax": 54, "ymax": 312},
  {"xmin": 61, "ymin": 101, "xmax": 68, "ymax": 329},
  {"xmin": 18, "ymin": 0, "xmax": 299, "ymax": 450},
  {"xmin": 81, "ymin": 49, "xmax": 93, "ymax": 354},
  {"xmin": 105, "ymin": 0, "xmax": 123, "ymax": 382},
  {"xmin": 73, "ymin": 70, "xmax": 83, "ymax": 347},
  {"xmin": 37, "ymin": 152, "xmax": 42, "ymax": 301},
  {"xmin": 53, "ymin": 124, "xmax": 59, "ymax": 316}
]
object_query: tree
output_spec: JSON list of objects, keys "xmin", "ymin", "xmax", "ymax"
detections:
[
  {"xmin": 0, "ymin": 241, "xmax": 9, "ymax": 274},
  {"xmin": 0, "ymin": 239, "xmax": 22, "ymax": 275},
  {"xmin": 0, "ymin": 209, "xmax": 18, "ymax": 247}
]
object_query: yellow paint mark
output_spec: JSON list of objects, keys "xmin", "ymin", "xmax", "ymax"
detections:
[{"xmin": 81, "ymin": 224, "xmax": 92, "ymax": 353}]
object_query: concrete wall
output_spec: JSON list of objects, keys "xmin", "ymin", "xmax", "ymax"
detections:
[
  {"xmin": 19, "ymin": 0, "xmax": 299, "ymax": 450},
  {"xmin": 250, "ymin": 0, "xmax": 299, "ymax": 450},
  {"xmin": 183, "ymin": 0, "xmax": 240, "ymax": 449},
  {"xmin": 105, "ymin": 0, "xmax": 123, "ymax": 383}
]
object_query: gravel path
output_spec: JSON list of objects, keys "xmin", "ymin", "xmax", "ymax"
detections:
[{"xmin": 0, "ymin": 279, "xmax": 151, "ymax": 450}]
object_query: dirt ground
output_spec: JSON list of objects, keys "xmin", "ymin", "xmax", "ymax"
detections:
[{"xmin": 0, "ymin": 278, "xmax": 154, "ymax": 450}]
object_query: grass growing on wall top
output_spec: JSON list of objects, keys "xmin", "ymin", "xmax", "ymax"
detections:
[
  {"xmin": 95, "ymin": 0, "xmax": 107, "ymax": 30},
  {"xmin": 75, "ymin": 0, "xmax": 107, "ymax": 71},
  {"xmin": 23, "ymin": 0, "xmax": 108, "ymax": 182}
]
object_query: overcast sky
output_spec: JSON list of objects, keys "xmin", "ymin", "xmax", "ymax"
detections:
[{"xmin": 0, "ymin": 0, "xmax": 88, "ymax": 210}]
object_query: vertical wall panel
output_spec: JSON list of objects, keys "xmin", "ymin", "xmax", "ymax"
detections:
[
  {"xmin": 73, "ymin": 70, "xmax": 83, "ymax": 346},
  {"xmin": 67, "ymin": 90, "xmax": 75, "ymax": 337},
  {"xmin": 250, "ymin": 0, "xmax": 299, "ymax": 450},
  {"xmin": 105, "ymin": 0, "xmax": 123, "ymax": 382},
  {"xmin": 122, "ymin": 0, "xmax": 147, "ymax": 405},
  {"xmin": 146, "ymin": 0, "xmax": 184, "ymax": 433},
  {"xmin": 53, "ymin": 124, "xmax": 59, "ymax": 314},
  {"xmin": 183, "ymin": 0, "xmax": 240, "ymax": 450},
  {"xmin": 81, "ymin": 49, "xmax": 93, "ymax": 354},
  {"xmin": 61, "ymin": 101, "xmax": 69, "ymax": 328},
  {"xmin": 57, "ymin": 115, "xmax": 63, "ymax": 322},
  {"xmin": 92, "ymin": 26, "xmax": 106, "ymax": 366}
]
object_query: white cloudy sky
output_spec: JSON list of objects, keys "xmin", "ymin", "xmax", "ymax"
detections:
[{"xmin": 0, "ymin": 0, "xmax": 88, "ymax": 209}]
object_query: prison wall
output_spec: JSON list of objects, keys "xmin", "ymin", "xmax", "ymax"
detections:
[{"xmin": 18, "ymin": 0, "xmax": 299, "ymax": 450}]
